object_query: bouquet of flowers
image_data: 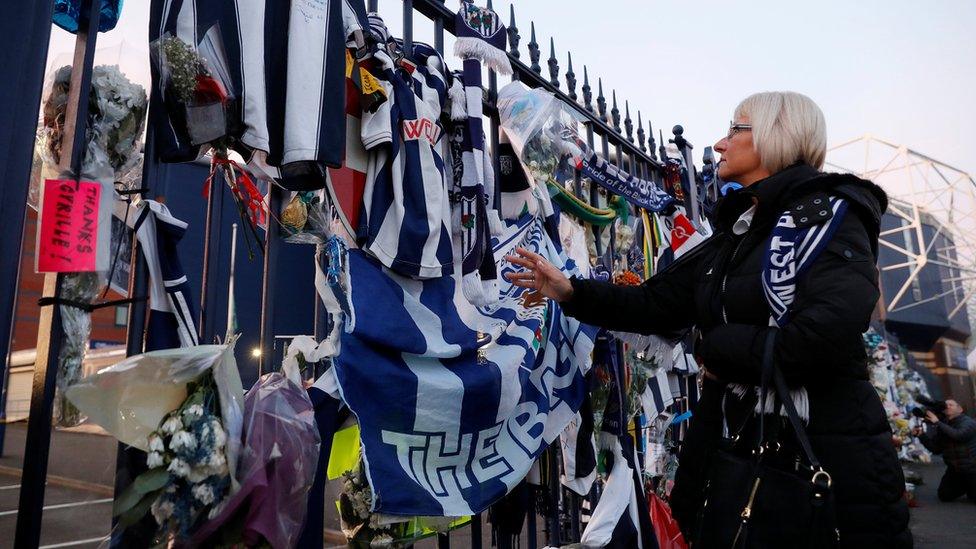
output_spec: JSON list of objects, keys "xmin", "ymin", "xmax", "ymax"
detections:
[
  {"xmin": 66, "ymin": 342, "xmax": 245, "ymax": 542},
  {"xmin": 113, "ymin": 376, "xmax": 233, "ymax": 538},
  {"xmin": 339, "ymin": 466, "xmax": 400, "ymax": 547},
  {"xmin": 152, "ymin": 27, "xmax": 234, "ymax": 147},
  {"xmin": 39, "ymin": 64, "xmax": 147, "ymax": 184},
  {"xmin": 189, "ymin": 366, "xmax": 321, "ymax": 548},
  {"xmin": 36, "ymin": 63, "xmax": 147, "ymax": 427},
  {"xmin": 280, "ymin": 189, "xmax": 332, "ymax": 244},
  {"xmin": 337, "ymin": 462, "xmax": 468, "ymax": 548}
]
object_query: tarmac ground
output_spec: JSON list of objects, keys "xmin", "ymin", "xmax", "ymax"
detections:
[{"xmin": 0, "ymin": 422, "xmax": 972, "ymax": 547}]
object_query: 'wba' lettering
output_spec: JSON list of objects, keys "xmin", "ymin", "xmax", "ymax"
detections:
[{"xmin": 402, "ymin": 118, "xmax": 442, "ymax": 144}]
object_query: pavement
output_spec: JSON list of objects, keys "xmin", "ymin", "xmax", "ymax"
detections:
[
  {"xmin": 907, "ymin": 460, "xmax": 976, "ymax": 548},
  {"xmin": 0, "ymin": 421, "xmax": 972, "ymax": 547}
]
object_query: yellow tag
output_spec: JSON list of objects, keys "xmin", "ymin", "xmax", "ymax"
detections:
[
  {"xmin": 359, "ymin": 67, "xmax": 386, "ymax": 98},
  {"xmin": 345, "ymin": 49, "xmax": 354, "ymax": 78},
  {"xmin": 327, "ymin": 424, "xmax": 361, "ymax": 480}
]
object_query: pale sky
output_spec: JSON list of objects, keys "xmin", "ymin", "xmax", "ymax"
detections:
[{"xmin": 48, "ymin": 0, "xmax": 976, "ymax": 176}]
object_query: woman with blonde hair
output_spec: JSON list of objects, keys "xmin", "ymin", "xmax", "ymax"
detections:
[{"xmin": 507, "ymin": 92, "xmax": 912, "ymax": 546}]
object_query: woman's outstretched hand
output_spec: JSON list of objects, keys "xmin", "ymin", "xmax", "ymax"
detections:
[{"xmin": 504, "ymin": 247, "xmax": 575, "ymax": 302}]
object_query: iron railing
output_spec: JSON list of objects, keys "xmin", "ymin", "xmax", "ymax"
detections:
[{"xmin": 6, "ymin": 1, "xmax": 707, "ymax": 548}]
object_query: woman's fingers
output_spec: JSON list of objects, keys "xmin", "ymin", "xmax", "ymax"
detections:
[
  {"xmin": 514, "ymin": 247, "xmax": 546, "ymax": 263},
  {"xmin": 505, "ymin": 271, "xmax": 536, "ymax": 281},
  {"xmin": 510, "ymin": 278, "xmax": 537, "ymax": 289},
  {"xmin": 504, "ymin": 254, "xmax": 537, "ymax": 269}
]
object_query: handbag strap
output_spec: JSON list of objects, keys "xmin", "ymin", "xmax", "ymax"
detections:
[
  {"xmin": 757, "ymin": 330, "xmax": 777, "ymax": 448},
  {"xmin": 762, "ymin": 328, "xmax": 825, "ymax": 473}
]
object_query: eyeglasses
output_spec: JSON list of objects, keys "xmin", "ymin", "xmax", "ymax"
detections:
[{"xmin": 727, "ymin": 122, "xmax": 752, "ymax": 139}]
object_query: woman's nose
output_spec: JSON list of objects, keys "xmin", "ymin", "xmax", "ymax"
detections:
[{"xmin": 714, "ymin": 137, "xmax": 727, "ymax": 153}]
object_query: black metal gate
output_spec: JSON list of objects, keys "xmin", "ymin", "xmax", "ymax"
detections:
[{"xmin": 3, "ymin": 1, "xmax": 706, "ymax": 547}]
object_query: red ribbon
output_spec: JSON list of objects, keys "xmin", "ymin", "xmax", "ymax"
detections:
[{"xmin": 205, "ymin": 156, "xmax": 267, "ymax": 227}]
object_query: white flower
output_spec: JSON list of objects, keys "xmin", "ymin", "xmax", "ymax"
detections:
[
  {"xmin": 148, "ymin": 433, "xmax": 165, "ymax": 453},
  {"xmin": 191, "ymin": 484, "xmax": 216, "ymax": 505},
  {"xmin": 147, "ymin": 451, "xmax": 165, "ymax": 469},
  {"xmin": 183, "ymin": 404, "xmax": 204, "ymax": 420},
  {"xmin": 169, "ymin": 430, "xmax": 197, "ymax": 452},
  {"xmin": 207, "ymin": 500, "xmax": 226, "ymax": 520},
  {"xmin": 168, "ymin": 458, "xmax": 191, "ymax": 478},
  {"xmin": 206, "ymin": 451, "xmax": 228, "ymax": 477},
  {"xmin": 161, "ymin": 415, "xmax": 183, "ymax": 435},
  {"xmin": 150, "ymin": 498, "xmax": 175, "ymax": 524},
  {"xmin": 210, "ymin": 420, "xmax": 227, "ymax": 448},
  {"xmin": 186, "ymin": 466, "xmax": 210, "ymax": 484}
]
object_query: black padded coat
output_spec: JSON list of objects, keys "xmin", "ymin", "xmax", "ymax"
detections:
[{"xmin": 562, "ymin": 163, "xmax": 912, "ymax": 547}]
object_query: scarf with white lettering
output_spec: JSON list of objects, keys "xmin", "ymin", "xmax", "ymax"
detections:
[{"xmin": 729, "ymin": 195, "xmax": 849, "ymax": 421}]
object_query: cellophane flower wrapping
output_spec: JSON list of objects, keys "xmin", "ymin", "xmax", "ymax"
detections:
[
  {"xmin": 497, "ymin": 81, "xmax": 584, "ymax": 188},
  {"xmin": 53, "ymin": 271, "xmax": 104, "ymax": 427},
  {"xmin": 67, "ymin": 342, "xmax": 245, "ymax": 541},
  {"xmin": 35, "ymin": 63, "xmax": 147, "ymax": 427},
  {"xmin": 280, "ymin": 189, "xmax": 332, "ymax": 244},
  {"xmin": 64, "ymin": 342, "xmax": 245, "ymax": 467},
  {"xmin": 190, "ymin": 371, "xmax": 320, "ymax": 548},
  {"xmin": 150, "ymin": 25, "xmax": 236, "ymax": 147}
]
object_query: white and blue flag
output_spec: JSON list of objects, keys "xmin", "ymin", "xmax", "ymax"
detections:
[{"xmin": 322, "ymin": 213, "xmax": 597, "ymax": 516}]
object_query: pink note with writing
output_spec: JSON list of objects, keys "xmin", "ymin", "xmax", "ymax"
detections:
[{"xmin": 36, "ymin": 179, "xmax": 102, "ymax": 273}]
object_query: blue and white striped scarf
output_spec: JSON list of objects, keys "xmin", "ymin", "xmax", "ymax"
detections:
[{"xmin": 730, "ymin": 195, "xmax": 849, "ymax": 421}]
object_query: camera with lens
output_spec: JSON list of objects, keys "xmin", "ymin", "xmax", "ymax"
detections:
[{"xmin": 910, "ymin": 396, "xmax": 947, "ymax": 419}]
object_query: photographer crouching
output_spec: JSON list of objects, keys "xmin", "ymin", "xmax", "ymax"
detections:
[{"xmin": 912, "ymin": 399, "xmax": 976, "ymax": 503}]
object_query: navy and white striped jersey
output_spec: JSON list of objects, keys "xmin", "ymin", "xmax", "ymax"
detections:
[
  {"xmin": 131, "ymin": 200, "xmax": 200, "ymax": 351},
  {"xmin": 358, "ymin": 43, "xmax": 454, "ymax": 279},
  {"xmin": 150, "ymin": 0, "xmax": 367, "ymax": 172}
]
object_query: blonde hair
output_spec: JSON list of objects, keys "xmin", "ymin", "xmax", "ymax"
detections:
[{"xmin": 734, "ymin": 91, "xmax": 826, "ymax": 174}]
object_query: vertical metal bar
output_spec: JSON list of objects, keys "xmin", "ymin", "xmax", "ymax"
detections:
[
  {"xmin": 595, "ymin": 132, "xmax": 611, "ymax": 256},
  {"xmin": 431, "ymin": 7, "xmax": 452, "ymax": 546},
  {"xmin": 110, "ymin": 133, "xmax": 157, "ymax": 549},
  {"xmin": 488, "ymin": 81, "xmax": 502, "ymax": 213},
  {"xmin": 433, "ymin": 0, "xmax": 445, "ymax": 54},
  {"xmin": 15, "ymin": 2, "xmax": 101, "ymax": 546},
  {"xmin": 403, "ymin": 0, "xmax": 414, "ymax": 54},
  {"xmin": 198, "ymin": 170, "xmax": 224, "ymax": 343},
  {"xmin": 471, "ymin": 512, "xmax": 483, "ymax": 549},
  {"xmin": 585, "ymin": 124, "xmax": 601, "ymax": 256},
  {"xmin": 569, "ymin": 491, "xmax": 581, "ymax": 541},
  {"xmin": 110, "ymin": 247, "xmax": 152, "ymax": 549},
  {"xmin": 259, "ymin": 185, "xmax": 283, "ymax": 375},
  {"xmin": 0, "ymin": 0, "xmax": 57, "ymax": 457},
  {"xmin": 547, "ymin": 447, "xmax": 560, "ymax": 546},
  {"xmin": 526, "ymin": 494, "xmax": 538, "ymax": 549}
]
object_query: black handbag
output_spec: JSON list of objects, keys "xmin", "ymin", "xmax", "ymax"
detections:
[{"xmin": 695, "ymin": 330, "xmax": 838, "ymax": 548}]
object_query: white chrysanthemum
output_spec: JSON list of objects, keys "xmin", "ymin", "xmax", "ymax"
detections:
[
  {"xmin": 183, "ymin": 404, "xmax": 205, "ymax": 419},
  {"xmin": 191, "ymin": 483, "xmax": 216, "ymax": 505},
  {"xmin": 148, "ymin": 433, "xmax": 165, "ymax": 453},
  {"xmin": 186, "ymin": 466, "xmax": 210, "ymax": 484},
  {"xmin": 206, "ymin": 452, "xmax": 228, "ymax": 477},
  {"xmin": 169, "ymin": 430, "xmax": 197, "ymax": 452},
  {"xmin": 207, "ymin": 501, "xmax": 226, "ymax": 520},
  {"xmin": 147, "ymin": 451, "xmax": 165, "ymax": 469},
  {"xmin": 210, "ymin": 420, "xmax": 227, "ymax": 448},
  {"xmin": 150, "ymin": 498, "xmax": 175, "ymax": 524},
  {"xmin": 161, "ymin": 415, "xmax": 183, "ymax": 435},
  {"xmin": 168, "ymin": 458, "xmax": 191, "ymax": 478}
]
